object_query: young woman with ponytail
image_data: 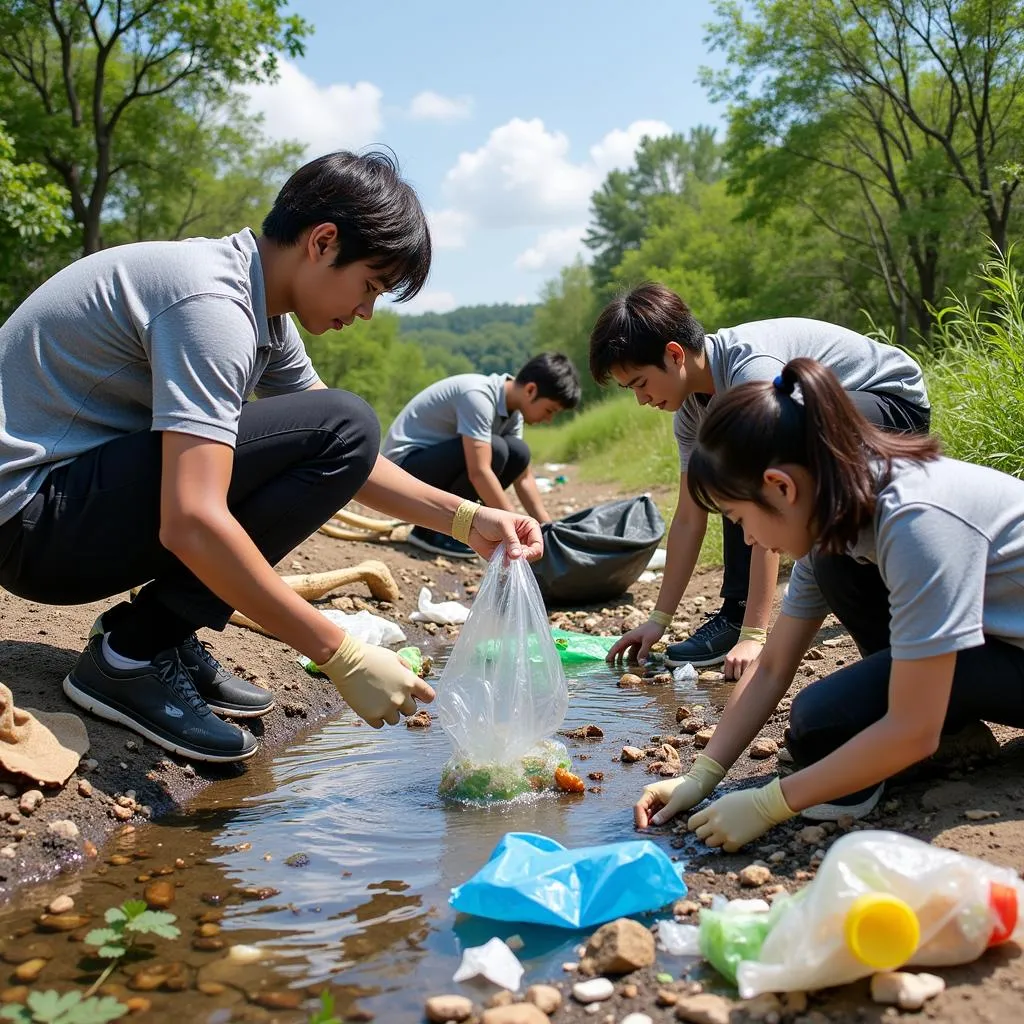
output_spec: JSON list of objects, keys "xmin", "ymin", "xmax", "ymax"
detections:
[{"xmin": 634, "ymin": 357, "xmax": 1024, "ymax": 851}]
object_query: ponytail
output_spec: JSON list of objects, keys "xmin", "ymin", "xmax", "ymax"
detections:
[{"xmin": 688, "ymin": 358, "xmax": 940, "ymax": 553}]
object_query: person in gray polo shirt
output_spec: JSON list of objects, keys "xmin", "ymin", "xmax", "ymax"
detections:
[
  {"xmin": 591, "ymin": 283, "xmax": 929, "ymax": 677},
  {"xmin": 381, "ymin": 353, "xmax": 581, "ymax": 558},
  {"xmin": 0, "ymin": 150, "xmax": 543, "ymax": 764},
  {"xmin": 632, "ymin": 357, "xmax": 1024, "ymax": 850}
]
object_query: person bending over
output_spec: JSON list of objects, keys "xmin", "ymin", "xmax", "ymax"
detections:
[
  {"xmin": 0, "ymin": 150, "xmax": 541, "ymax": 764},
  {"xmin": 591, "ymin": 284, "xmax": 928, "ymax": 677},
  {"xmin": 635, "ymin": 358, "xmax": 1024, "ymax": 850},
  {"xmin": 381, "ymin": 352, "xmax": 580, "ymax": 558}
]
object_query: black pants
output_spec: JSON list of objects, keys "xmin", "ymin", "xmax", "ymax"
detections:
[
  {"xmin": 785, "ymin": 553, "xmax": 1024, "ymax": 774},
  {"xmin": 396, "ymin": 434, "xmax": 530, "ymax": 502},
  {"xmin": 719, "ymin": 391, "xmax": 931, "ymax": 600},
  {"xmin": 0, "ymin": 389, "xmax": 379, "ymax": 632}
]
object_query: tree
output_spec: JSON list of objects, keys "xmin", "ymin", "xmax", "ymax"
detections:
[
  {"xmin": 702, "ymin": 0, "xmax": 1024, "ymax": 341},
  {"xmin": 0, "ymin": 0, "xmax": 309, "ymax": 254}
]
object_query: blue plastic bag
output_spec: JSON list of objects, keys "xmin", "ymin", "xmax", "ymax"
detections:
[{"xmin": 449, "ymin": 831, "xmax": 687, "ymax": 929}]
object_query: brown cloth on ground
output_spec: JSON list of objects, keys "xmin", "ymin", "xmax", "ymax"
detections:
[{"xmin": 0, "ymin": 683, "xmax": 90, "ymax": 786}]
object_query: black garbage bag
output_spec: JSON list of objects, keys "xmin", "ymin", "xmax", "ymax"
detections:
[{"xmin": 531, "ymin": 495, "xmax": 665, "ymax": 606}]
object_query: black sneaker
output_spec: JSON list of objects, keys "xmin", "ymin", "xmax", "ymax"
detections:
[
  {"xmin": 90, "ymin": 604, "xmax": 274, "ymax": 718},
  {"xmin": 64, "ymin": 636, "xmax": 258, "ymax": 763},
  {"xmin": 406, "ymin": 525, "xmax": 476, "ymax": 559},
  {"xmin": 664, "ymin": 609, "xmax": 741, "ymax": 667}
]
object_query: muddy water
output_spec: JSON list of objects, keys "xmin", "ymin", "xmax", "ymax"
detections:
[{"xmin": 3, "ymin": 661, "xmax": 731, "ymax": 1022}]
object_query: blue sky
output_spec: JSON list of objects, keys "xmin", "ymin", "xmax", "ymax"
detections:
[{"xmin": 245, "ymin": 0, "xmax": 728, "ymax": 314}]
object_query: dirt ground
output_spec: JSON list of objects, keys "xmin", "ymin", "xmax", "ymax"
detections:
[{"xmin": 1, "ymin": 471, "xmax": 1023, "ymax": 1023}]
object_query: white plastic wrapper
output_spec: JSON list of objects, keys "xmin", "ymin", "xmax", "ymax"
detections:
[
  {"xmin": 658, "ymin": 920, "xmax": 702, "ymax": 956},
  {"xmin": 452, "ymin": 936, "xmax": 524, "ymax": 990},
  {"xmin": 409, "ymin": 586, "xmax": 470, "ymax": 625},
  {"xmin": 319, "ymin": 609, "xmax": 405, "ymax": 646}
]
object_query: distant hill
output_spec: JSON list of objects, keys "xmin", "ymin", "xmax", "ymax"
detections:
[{"xmin": 396, "ymin": 302, "xmax": 538, "ymax": 336}]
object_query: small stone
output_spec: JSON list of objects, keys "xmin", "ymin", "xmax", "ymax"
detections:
[
  {"xmin": 191, "ymin": 937, "xmax": 225, "ymax": 952},
  {"xmin": 697, "ymin": 670, "xmax": 724, "ymax": 682},
  {"xmin": 964, "ymin": 808, "xmax": 1000, "ymax": 820},
  {"xmin": 112, "ymin": 804, "xmax": 134, "ymax": 821},
  {"xmin": 573, "ymin": 977, "xmax": 615, "ymax": 1003},
  {"xmin": 618, "ymin": 673, "xmax": 644, "ymax": 688},
  {"xmin": 525, "ymin": 984, "xmax": 562, "ymax": 1014},
  {"xmin": 694, "ymin": 728, "xmax": 715, "ymax": 748},
  {"xmin": 675, "ymin": 706, "xmax": 692, "ymax": 722},
  {"xmin": 870, "ymin": 971, "xmax": 945, "ymax": 1010},
  {"xmin": 741, "ymin": 993, "xmax": 783, "ymax": 1022},
  {"xmin": 198, "ymin": 982, "xmax": 227, "ymax": 996},
  {"xmin": 36, "ymin": 913, "xmax": 90, "ymax": 932},
  {"xmin": 782, "ymin": 992, "xmax": 808, "ymax": 1014},
  {"xmin": 13, "ymin": 958, "xmax": 47, "ymax": 983},
  {"xmin": 47, "ymin": 895, "xmax": 74, "ymax": 914},
  {"xmin": 581, "ymin": 917, "xmax": 655, "ymax": 975},
  {"xmin": 796, "ymin": 825, "xmax": 826, "ymax": 845},
  {"xmin": 424, "ymin": 994, "xmax": 474, "ymax": 1023},
  {"xmin": 486, "ymin": 991, "xmax": 514, "ymax": 1009},
  {"xmin": 621, "ymin": 982, "xmax": 638, "ymax": 998},
  {"xmin": 621, "ymin": 746, "xmax": 645, "ymax": 763},
  {"xmin": 621, "ymin": 1016, "xmax": 654, "ymax": 1024},
  {"xmin": 77, "ymin": 779, "xmax": 93, "ymax": 798},
  {"xmin": 739, "ymin": 864, "xmax": 772, "ymax": 887},
  {"xmin": 657, "ymin": 989, "xmax": 679, "ymax": 1005},
  {"xmin": 748, "ymin": 738, "xmax": 779, "ymax": 760},
  {"xmin": 481, "ymin": 1006, "xmax": 550, "ymax": 1024},
  {"xmin": 251, "ymin": 991, "xmax": 303, "ymax": 1010},
  {"xmin": 0, "ymin": 987, "xmax": 29, "ymax": 1004},
  {"xmin": 673, "ymin": 899, "xmax": 700, "ymax": 917},
  {"xmin": 674, "ymin": 993, "xmax": 733, "ymax": 1024},
  {"xmin": 124, "ymin": 997, "xmax": 151, "ymax": 1014},
  {"xmin": 47, "ymin": 819, "xmax": 79, "ymax": 841},
  {"xmin": 144, "ymin": 880, "xmax": 175, "ymax": 909},
  {"xmin": 405, "ymin": 710, "xmax": 431, "ymax": 728},
  {"xmin": 18, "ymin": 790, "xmax": 43, "ymax": 815}
]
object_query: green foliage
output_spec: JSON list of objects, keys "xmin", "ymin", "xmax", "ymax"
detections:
[
  {"xmin": 84, "ymin": 899, "xmax": 180, "ymax": 959},
  {"xmin": 397, "ymin": 303, "xmax": 536, "ymax": 335},
  {"xmin": 307, "ymin": 992, "xmax": 341, "ymax": 1024},
  {"xmin": 1, "ymin": 991, "xmax": 127, "ymax": 1024}
]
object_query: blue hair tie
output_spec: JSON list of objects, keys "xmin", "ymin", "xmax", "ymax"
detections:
[{"xmin": 773, "ymin": 374, "xmax": 785, "ymax": 390}]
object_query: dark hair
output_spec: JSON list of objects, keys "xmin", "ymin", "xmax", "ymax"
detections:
[
  {"xmin": 589, "ymin": 282, "xmax": 705, "ymax": 386},
  {"xmin": 516, "ymin": 352, "xmax": 582, "ymax": 409},
  {"xmin": 687, "ymin": 358, "xmax": 941, "ymax": 553},
  {"xmin": 262, "ymin": 150, "xmax": 431, "ymax": 301}
]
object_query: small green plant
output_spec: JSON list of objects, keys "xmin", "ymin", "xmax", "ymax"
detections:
[
  {"xmin": 82, "ymin": 899, "xmax": 180, "ymax": 996},
  {"xmin": 0, "ymin": 990, "xmax": 127, "ymax": 1024},
  {"xmin": 308, "ymin": 991, "xmax": 341, "ymax": 1024}
]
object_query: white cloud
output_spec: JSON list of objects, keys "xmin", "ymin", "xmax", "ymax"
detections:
[
  {"xmin": 244, "ymin": 58, "xmax": 383, "ymax": 155},
  {"xmin": 514, "ymin": 225, "xmax": 588, "ymax": 273},
  {"xmin": 392, "ymin": 290, "xmax": 459, "ymax": 316},
  {"xmin": 428, "ymin": 208, "xmax": 473, "ymax": 249},
  {"xmin": 442, "ymin": 117, "xmax": 674, "ymax": 231},
  {"xmin": 409, "ymin": 90, "xmax": 473, "ymax": 122}
]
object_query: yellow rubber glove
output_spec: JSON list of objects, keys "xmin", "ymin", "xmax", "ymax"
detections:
[
  {"xmin": 687, "ymin": 777, "xmax": 795, "ymax": 852},
  {"xmin": 635, "ymin": 753, "xmax": 726, "ymax": 827},
  {"xmin": 320, "ymin": 634, "xmax": 424, "ymax": 728}
]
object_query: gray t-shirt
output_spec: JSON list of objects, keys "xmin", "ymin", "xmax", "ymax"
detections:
[
  {"xmin": 782, "ymin": 457, "xmax": 1024, "ymax": 660},
  {"xmin": 674, "ymin": 318, "xmax": 929, "ymax": 471},
  {"xmin": 0, "ymin": 228, "xmax": 319, "ymax": 527},
  {"xmin": 381, "ymin": 372, "xmax": 524, "ymax": 463}
]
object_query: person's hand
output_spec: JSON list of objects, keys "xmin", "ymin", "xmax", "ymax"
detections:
[
  {"xmin": 468, "ymin": 506, "xmax": 543, "ymax": 562},
  {"xmin": 634, "ymin": 753, "xmax": 726, "ymax": 828},
  {"xmin": 608, "ymin": 621, "xmax": 665, "ymax": 665},
  {"xmin": 723, "ymin": 638, "xmax": 764, "ymax": 681},
  {"xmin": 320, "ymin": 634, "xmax": 435, "ymax": 728},
  {"xmin": 687, "ymin": 778, "xmax": 795, "ymax": 852}
]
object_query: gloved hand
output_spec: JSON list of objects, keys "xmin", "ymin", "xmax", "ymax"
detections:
[
  {"xmin": 608, "ymin": 620, "xmax": 665, "ymax": 665},
  {"xmin": 320, "ymin": 634, "xmax": 435, "ymax": 728},
  {"xmin": 634, "ymin": 752, "xmax": 726, "ymax": 828},
  {"xmin": 687, "ymin": 777, "xmax": 795, "ymax": 852}
]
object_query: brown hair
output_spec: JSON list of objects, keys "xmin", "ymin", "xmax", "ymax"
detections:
[
  {"xmin": 588, "ymin": 282, "xmax": 704, "ymax": 386},
  {"xmin": 687, "ymin": 358, "xmax": 941, "ymax": 553}
]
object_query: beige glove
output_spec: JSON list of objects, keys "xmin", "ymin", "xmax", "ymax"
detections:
[
  {"xmin": 320, "ymin": 634, "xmax": 421, "ymax": 728},
  {"xmin": 688, "ymin": 777, "xmax": 796, "ymax": 851},
  {"xmin": 638, "ymin": 753, "xmax": 727, "ymax": 826}
]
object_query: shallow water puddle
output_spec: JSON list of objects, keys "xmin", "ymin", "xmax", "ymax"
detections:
[{"xmin": 1, "ymin": 660, "xmax": 729, "ymax": 1022}]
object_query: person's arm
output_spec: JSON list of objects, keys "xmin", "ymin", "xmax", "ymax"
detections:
[
  {"xmin": 608, "ymin": 472, "xmax": 708, "ymax": 663},
  {"xmin": 723, "ymin": 544, "xmax": 781, "ymax": 680},
  {"xmin": 512, "ymin": 465, "xmax": 553, "ymax": 523},
  {"xmin": 461, "ymin": 435, "xmax": 516, "ymax": 512}
]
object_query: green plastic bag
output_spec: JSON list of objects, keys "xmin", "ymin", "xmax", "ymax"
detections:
[
  {"xmin": 550, "ymin": 628, "xmax": 619, "ymax": 663},
  {"xmin": 698, "ymin": 906, "xmax": 774, "ymax": 985}
]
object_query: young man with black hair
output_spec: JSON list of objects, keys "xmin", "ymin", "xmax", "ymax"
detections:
[
  {"xmin": 382, "ymin": 352, "xmax": 581, "ymax": 558},
  {"xmin": 0, "ymin": 150, "xmax": 542, "ymax": 764},
  {"xmin": 590, "ymin": 283, "xmax": 929, "ymax": 677}
]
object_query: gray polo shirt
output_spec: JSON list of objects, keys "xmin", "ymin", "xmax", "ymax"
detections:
[
  {"xmin": 674, "ymin": 318, "xmax": 928, "ymax": 471},
  {"xmin": 381, "ymin": 372, "xmax": 524, "ymax": 463},
  {"xmin": 782, "ymin": 457, "xmax": 1024, "ymax": 660},
  {"xmin": 0, "ymin": 228, "xmax": 319, "ymax": 527}
]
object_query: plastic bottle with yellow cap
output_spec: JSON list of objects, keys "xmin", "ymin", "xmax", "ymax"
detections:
[{"xmin": 697, "ymin": 830, "xmax": 1024, "ymax": 997}]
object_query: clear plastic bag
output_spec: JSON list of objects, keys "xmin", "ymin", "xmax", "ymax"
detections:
[{"xmin": 437, "ymin": 546, "xmax": 569, "ymax": 801}]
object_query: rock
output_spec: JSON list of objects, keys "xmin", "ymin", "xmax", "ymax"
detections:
[
  {"xmin": 920, "ymin": 780, "xmax": 977, "ymax": 810},
  {"xmin": 405, "ymin": 710, "xmax": 431, "ymax": 728},
  {"xmin": 424, "ymin": 994, "xmax": 474, "ymax": 1023},
  {"xmin": 77, "ymin": 779, "xmax": 93, "ymax": 798},
  {"xmin": 675, "ymin": 706, "xmax": 692, "ymax": 722},
  {"xmin": 748, "ymin": 738, "xmax": 779, "ymax": 760},
  {"xmin": 621, "ymin": 746, "xmax": 645, "ymax": 763},
  {"xmin": 870, "ymin": 971, "xmax": 945, "ymax": 1010},
  {"xmin": 697, "ymin": 670, "xmax": 724, "ymax": 682},
  {"xmin": 572, "ymin": 977, "xmax": 615, "ymax": 1003},
  {"xmin": 13, "ymin": 958, "xmax": 47, "ymax": 983},
  {"xmin": 18, "ymin": 790, "xmax": 43, "ymax": 815},
  {"xmin": 563, "ymin": 724, "xmax": 604, "ymax": 740},
  {"xmin": 680, "ymin": 717, "xmax": 708, "ymax": 734},
  {"xmin": 618, "ymin": 673, "xmax": 644, "ymax": 687},
  {"xmin": 654, "ymin": 743, "xmax": 681, "ymax": 764},
  {"xmin": 673, "ymin": 899, "xmax": 700, "ymax": 917},
  {"xmin": 47, "ymin": 819, "xmax": 79, "ymax": 841},
  {"xmin": 933, "ymin": 720, "xmax": 1000, "ymax": 760},
  {"xmin": 481, "ymin": 1006, "xmax": 550, "ymax": 1024},
  {"xmin": 621, "ymin": 982, "xmax": 638, "ymax": 998},
  {"xmin": 487, "ymin": 992, "xmax": 514, "ymax": 1009},
  {"xmin": 821, "ymin": 636, "xmax": 849, "ymax": 648},
  {"xmin": 694, "ymin": 728, "xmax": 715, "ymax": 748},
  {"xmin": 581, "ymin": 918, "xmax": 655, "ymax": 975},
  {"xmin": 782, "ymin": 992, "xmax": 808, "ymax": 1014},
  {"xmin": 657, "ymin": 989, "xmax": 678, "ymax": 1005},
  {"xmin": 964, "ymin": 808, "xmax": 1000, "ymax": 820},
  {"xmin": 124, "ymin": 997, "xmax": 151, "ymax": 1014},
  {"xmin": 674, "ymin": 993, "xmax": 732, "ymax": 1024},
  {"xmin": 621, "ymin": 1016, "xmax": 654, "ymax": 1024},
  {"xmin": 803, "ymin": 647, "xmax": 825, "ymax": 660},
  {"xmin": 47, "ymin": 895, "xmax": 74, "ymax": 915},
  {"xmin": 740, "ymin": 993, "xmax": 783, "ymax": 1021},
  {"xmin": 525, "ymin": 984, "xmax": 562, "ymax": 1014},
  {"xmin": 738, "ymin": 864, "xmax": 772, "ymax": 887},
  {"xmin": 776, "ymin": 747, "xmax": 794, "ymax": 764},
  {"xmin": 796, "ymin": 825, "xmax": 826, "ymax": 846},
  {"xmin": 36, "ymin": 913, "xmax": 90, "ymax": 932},
  {"xmin": 144, "ymin": 880, "xmax": 175, "ymax": 909},
  {"xmin": 251, "ymin": 991, "xmax": 303, "ymax": 1010}
]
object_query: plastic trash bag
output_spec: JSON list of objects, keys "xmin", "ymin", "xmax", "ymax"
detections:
[
  {"xmin": 450, "ymin": 831, "xmax": 687, "ymax": 929},
  {"xmin": 452, "ymin": 937, "xmax": 525, "ymax": 989},
  {"xmin": 439, "ymin": 738, "xmax": 571, "ymax": 801},
  {"xmin": 409, "ymin": 586, "xmax": 470, "ymax": 625},
  {"xmin": 551, "ymin": 628, "xmax": 620, "ymax": 664},
  {"xmin": 437, "ymin": 546, "xmax": 569, "ymax": 801},
  {"xmin": 531, "ymin": 496, "xmax": 665, "ymax": 606}
]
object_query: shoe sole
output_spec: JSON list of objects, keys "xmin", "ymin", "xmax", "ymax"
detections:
[
  {"xmin": 63, "ymin": 674, "xmax": 258, "ymax": 764},
  {"xmin": 664, "ymin": 651, "xmax": 727, "ymax": 668},
  {"xmin": 405, "ymin": 532, "xmax": 477, "ymax": 560},
  {"xmin": 801, "ymin": 783, "xmax": 884, "ymax": 822}
]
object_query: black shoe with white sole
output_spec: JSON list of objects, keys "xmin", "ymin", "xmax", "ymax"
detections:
[
  {"xmin": 800, "ymin": 782, "xmax": 885, "ymax": 822},
  {"xmin": 64, "ymin": 636, "xmax": 258, "ymax": 763},
  {"xmin": 90, "ymin": 604, "xmax": 274, "ymax": 718},
  {"xmin": 664, "ymin": 609, "xmax": 741, "ymax": 668}
]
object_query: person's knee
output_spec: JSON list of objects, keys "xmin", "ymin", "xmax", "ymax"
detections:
[
  {"xmin": 505, "ymin": 435, "xmax": 530, "ymax": 477},
  {"xmin": 315, "ymin": 389, "xmax": 381, "ymax": 476}
]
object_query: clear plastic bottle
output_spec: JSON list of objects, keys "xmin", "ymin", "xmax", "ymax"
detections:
[{"xmin": 698, "ymin": 830, "xmax": 1024, "ymax": 997}]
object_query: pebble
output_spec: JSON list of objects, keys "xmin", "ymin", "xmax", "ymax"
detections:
[
  {"xmin": 741, "ymin": 993, "xmax": 783, "ymax": 1021},
  {"xmin": 697, "ymin": 670, "xmax": 724, "ymax": 682},
  {"xmin": 480, "ymin": 1006, "xmax": 550, "ymax": 1024},
  {"xmin": 621, "ymin": 746, "xmax": 646, "ymax": 763},
  {"xmin": 675, "ymin": 706, "xmax": 692, "ymax": 722},
  {"xmin": 572, "ymin": 977, "xmax": 615, "ymax": 1003},
  {"xmin": 673, "ymin": 899, "xmax": 700, "ymax": 917},
  {"xmin": 124, "ymin": 997, "xmax": 151, "ymax": 1014},
  {"xmin": 796, "ymin": 825, "xmax": 826, "ymax": 846},
  {"xmin": 964, "ymin": 808, "xmax": 1000, "ymax": 820},
  {"xmin": 13, "ymin": 958, "xmax": 47, "ymax": 983},
  {"xmin": 227, "ymin": 944, "xmax": 264, "ymax": 964},
  {"xmin": 405, "ymin": 710, "xmax": 431, "ymax": 728},
  {"xmin": 47, "ymin": 819, "xmax": 79, "ymax": 841},
  {"xmin": 144, "ymin": 880, "xmax": 175, "ymax": 909},
  {"xmin": 77, "ymin": 780, "xmax": 93, "ymax": 798},
  {"xmin": 618, "ymin": 673, "xmax": 644, "ymax": 687},
  {"xmin": 18, "ymin": 791, "xmax": 43, "ymax": 815},
  {"xmin": 870, "ymin": 971, "xmax": 945, "ymax": 1010},
  {"xmin": 424, "ymin": 994, "xmax": 474, "ymax": 1022},
  {"xmin": 657, "ymin": 989, "xmax": 679, "ymax": 1005},
  {"xmin": 739, "ymin": 864, "xmax": 772, "ymax": 887},
  {"xmin": 525, "ymin": 985, "xmax": 562, "ymax": 1014},
  {"xmin": 748, "ymin": 738, "xmax": 779, "ymax": 759},
  {"xmin": 694, "ymin": 728, "xmax": 715, "ymax": 748},
  {"xmin": 621, "ymin": 1015, "xmax": 654, "ymax": 1024},
  {"xmin": 582, "ymin": 917, "xmax": 655, "ymax": 974},
  {"xmin": 47, "ymin": 895, "xmax": 74, "ymax": 915},
  {"xmin": 674, "ymin": 993, "xmax": 732, "ymax": 1024},
  {"xmin": 36, "ymin": 913, "xmax": 90, "ymax": 932},
  {"xmin": 251, "ymin": 991, "xmax": 303, "ymax": 1010}
]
